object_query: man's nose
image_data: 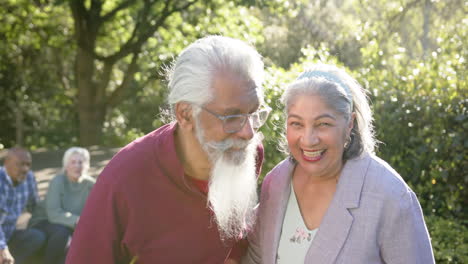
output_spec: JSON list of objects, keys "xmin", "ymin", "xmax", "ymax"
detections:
[{"xmin": 235, "ymin": 118, "xmax": 255, "ymax": 140}]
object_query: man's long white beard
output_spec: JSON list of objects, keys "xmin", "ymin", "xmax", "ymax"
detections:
[{"xmin": 195, "ymin": 120, "xmax": 260, "ymax": 240}]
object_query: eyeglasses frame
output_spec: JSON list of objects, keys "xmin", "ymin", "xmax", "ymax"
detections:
[{"xmin": 194, "ymin": 104, "xmax": 271, "ymax": 134}]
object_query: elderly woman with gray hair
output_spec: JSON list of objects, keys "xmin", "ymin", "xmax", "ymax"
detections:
[
  {"xmin": 243, "ymin": 64, "xmax": 434, "ymax": 263},
  {"xmin": 29, "ymin": 147, "xmax": 95, "ymax": 264}
]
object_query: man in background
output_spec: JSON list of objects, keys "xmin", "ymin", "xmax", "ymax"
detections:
[{"xmin": 0, "ymin": 147, "xmax": 45, "ymax": 264}]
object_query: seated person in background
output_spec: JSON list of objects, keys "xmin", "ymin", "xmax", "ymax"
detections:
[
  {"xmin": 1, "ymin": 147, "xmax": 45, "ymax": 264},
  {"xmin": 29, "ymin": 147, "xmax": 95, "ymax": 264},
  {"xmin": 243, "ymin": 64, "xmax": 434, "ymax": 263}
]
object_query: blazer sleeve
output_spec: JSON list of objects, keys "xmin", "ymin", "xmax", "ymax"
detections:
[
  {"xmin": 242, "ymin": 172, "xmax": 274, "ymax": 264},
  {"xmin": 379, "ymin": 190, "xmax": 435, "ymax": 264}
]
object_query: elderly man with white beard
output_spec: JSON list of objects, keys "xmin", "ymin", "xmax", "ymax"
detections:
[{"xmin": 66, "ymin": 36, "xmax": 270, "ymax": 264}]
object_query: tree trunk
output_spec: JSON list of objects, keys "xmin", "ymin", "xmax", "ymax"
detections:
[
  {"xmin": 78, "ymin": 101, "xmax": 106, "ymax": 146},
  {"xmin": 76, "ymin": 44, "xmax": 104, "ymax": 146}
]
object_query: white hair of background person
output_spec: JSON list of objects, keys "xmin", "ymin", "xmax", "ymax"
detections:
[{"xmin": 61, "ymin": 147, "xmax": 90, "ymax": 176}]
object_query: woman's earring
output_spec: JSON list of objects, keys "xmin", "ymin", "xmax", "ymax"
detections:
[{"xmin": 344, "ymin": 136, "xmax": 351, "ymax": 149}]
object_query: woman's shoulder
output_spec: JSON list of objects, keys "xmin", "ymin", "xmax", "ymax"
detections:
[
  {"xmin": 361, "ymin": 154, "xmax": 415, "ymax": 201},
  {"xmin": 50, "ymin": 173, "xmax": 67, "ymax": 185},
  {"xmin": 262, "ymin": 158, "xmax": 293, "ymax": 189},
  {"xmin": 80, "ymin": 175, "xmax": 96, "ymax": 186}
]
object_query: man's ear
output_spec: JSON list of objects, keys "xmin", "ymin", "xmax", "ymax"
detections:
[{"xmin": 175, "ymin": 102, "xmax": 194, "ymax": 130}]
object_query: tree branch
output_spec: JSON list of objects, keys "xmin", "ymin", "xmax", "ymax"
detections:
[
  {"xmin": 100, "ymin": 0, "xmax": 200, "ymax": 63},
  {"xmin": 107, "ymin": 52, "xmax": 140, "ymax": 107},
  {"xmin": 96, "ymin": 61, "xmax": 114, "ymax": 104},
  {"xmin": 100, "ymin": 0, "xmax": 135, "ymax": 22},
  {"xmin": 388, "ymin": 0, "xmax": 421, "ymax": 24}
]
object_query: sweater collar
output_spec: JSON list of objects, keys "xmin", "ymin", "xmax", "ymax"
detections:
[{"xmin": 154, "ymin": 122, "xmax": 204, "ymax": 196}]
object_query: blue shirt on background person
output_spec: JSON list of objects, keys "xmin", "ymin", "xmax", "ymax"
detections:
[
  {"xmin": 0, "ymin": 167, "xmax": 39, "ymax": 249},
  {"xmin": 0, "ymin": 147, "xmax": 45, "ymax": 264}
]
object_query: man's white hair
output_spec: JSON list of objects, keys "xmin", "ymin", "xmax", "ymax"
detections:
[{"xmin": 166, "ymin": 35, "xmax": 264, "ymax": 116}]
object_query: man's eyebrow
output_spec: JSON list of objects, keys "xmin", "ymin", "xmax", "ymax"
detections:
[
  {"xmin": 218, "ymin": 108, "xmax": 241, "ymax": 115},
  {"xmin": 222, "ymin": 104, "xmax": 260, "ymax": 115}
]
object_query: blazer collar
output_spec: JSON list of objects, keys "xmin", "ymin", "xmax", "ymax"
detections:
[
  {"xmin": 263, "ymin": 158, "xmax": 295, "ymax": 263},
  {"xmin": 306, "ymin": 153, "xmax": 371, "ymax": 262}
]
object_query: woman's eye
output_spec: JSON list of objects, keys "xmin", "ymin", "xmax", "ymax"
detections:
[{"xmin": 289, "ymin": 121, "xmax": 302, "ymax": 127}]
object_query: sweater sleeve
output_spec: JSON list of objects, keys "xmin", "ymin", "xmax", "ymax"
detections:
[{"xmin": 45, "ymin": 175, "xmax": 79, "ymax": 229}]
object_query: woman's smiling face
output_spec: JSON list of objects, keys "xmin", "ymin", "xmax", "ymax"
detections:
[{"xmin": 286, "ymin": 94, "xmax": 353, "ymax": 179}]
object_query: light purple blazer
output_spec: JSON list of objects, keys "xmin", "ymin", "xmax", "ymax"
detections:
[{"xmin": 243, "ymin": 153, "xmax": 434, "ymax": 264}]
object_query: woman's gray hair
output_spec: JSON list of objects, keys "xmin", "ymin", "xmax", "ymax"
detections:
[
  {"xmin": 281, "ymin": 63, "xmax": 376, "ymax": 160},
  {"xmin": 62, "ymin": 147, "xmax": 90, "ymax": 175},
  {"xmin": 166, "ymin": 35, "xmax": 264, "ymax": 117}
]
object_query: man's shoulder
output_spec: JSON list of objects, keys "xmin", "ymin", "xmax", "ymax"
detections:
[
  {"xmin": 25, "ymin": 170, "xmax": 36, "ymax": 184},
  {"xmin": 115, "ymin": 122, "xmax": 175, "ymax": 159},
  {"xmin": 98, "ymin": 123, "xmax": 177, "ymax": 183},
  {"xmin": 0, "ymin": 167, "xmax": 6, "ymax": 181}
]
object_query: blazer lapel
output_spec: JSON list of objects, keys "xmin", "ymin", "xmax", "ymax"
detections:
[
  {"xmin": 262, "ymin": 159, "xmax": 295, "ymax": 264},
  {"xmin": 305, "ymin": 154, "xmax": 371, "ymax": 263}
]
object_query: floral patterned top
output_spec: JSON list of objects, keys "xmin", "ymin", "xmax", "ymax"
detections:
[{"xmin": 276, "ymin": 181, "xmax": 318, "ymax": 263}]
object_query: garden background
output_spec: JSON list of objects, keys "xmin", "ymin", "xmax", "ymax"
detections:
[{"xmin": 0, "ymin": 0, "xmax": 466, "ymax": 262}]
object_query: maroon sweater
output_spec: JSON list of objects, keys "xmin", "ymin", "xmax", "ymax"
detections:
[{"xmin": 66, "ymin": 123, "xmax": 263, "ymax": 264}]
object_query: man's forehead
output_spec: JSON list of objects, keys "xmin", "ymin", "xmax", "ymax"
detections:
[
  {"xmin": 211, "ymin": 71, "xmax": 259, "ymax": 100},
  {"xmin": 211, "ymin": 89, "xmax": 260, "ymax": 114},
  {"xmin": 8, "ymin": 149, "xmax": 31, "ymax": 162}
]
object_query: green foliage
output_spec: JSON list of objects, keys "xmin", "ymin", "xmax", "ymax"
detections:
[
  {"xmin": 426, "ymin": 215, "xmax": 468, "ymax": 263},
  {"xmin": 0, "ymin": 0, "xmax": 76, "ymax": 149},
  {"xmin": 354, "ymin": 12, "xmax": 467, "ymax": 219}
]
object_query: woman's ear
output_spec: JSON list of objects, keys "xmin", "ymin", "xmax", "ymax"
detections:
[
  {"xmin": 175, "ymin": 102, "xmax": 194, "ymax": 130},
  {"xmin": 347, "ymin": 112, "xmax": 356, "ymax": 136}
]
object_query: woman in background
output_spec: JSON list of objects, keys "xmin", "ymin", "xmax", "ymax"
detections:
[
  {"xmin": 29, "ymin": 147, "xmax": 95, "ymax": 264},
  {"xmin": 243, "ymin": 64, "xmax": 434, "ymax": 263}
]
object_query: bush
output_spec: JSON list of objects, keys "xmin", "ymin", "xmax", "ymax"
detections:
[
  {"xmin": 426, "ymin": 215, "xmax": 468, "ymax": 263},
  {"xmin": 357, "ymin": 41, "xmax": 467, "ymax": 219}
]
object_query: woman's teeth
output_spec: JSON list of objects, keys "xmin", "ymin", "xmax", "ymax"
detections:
[{"xmin": 303, "ymin": 150, "xmax": 323, "ymax": 158}]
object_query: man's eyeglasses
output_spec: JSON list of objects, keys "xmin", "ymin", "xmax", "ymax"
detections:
[{"xmin": 196, "ymin": 105, "xmax": 271, "ymax": 134}]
